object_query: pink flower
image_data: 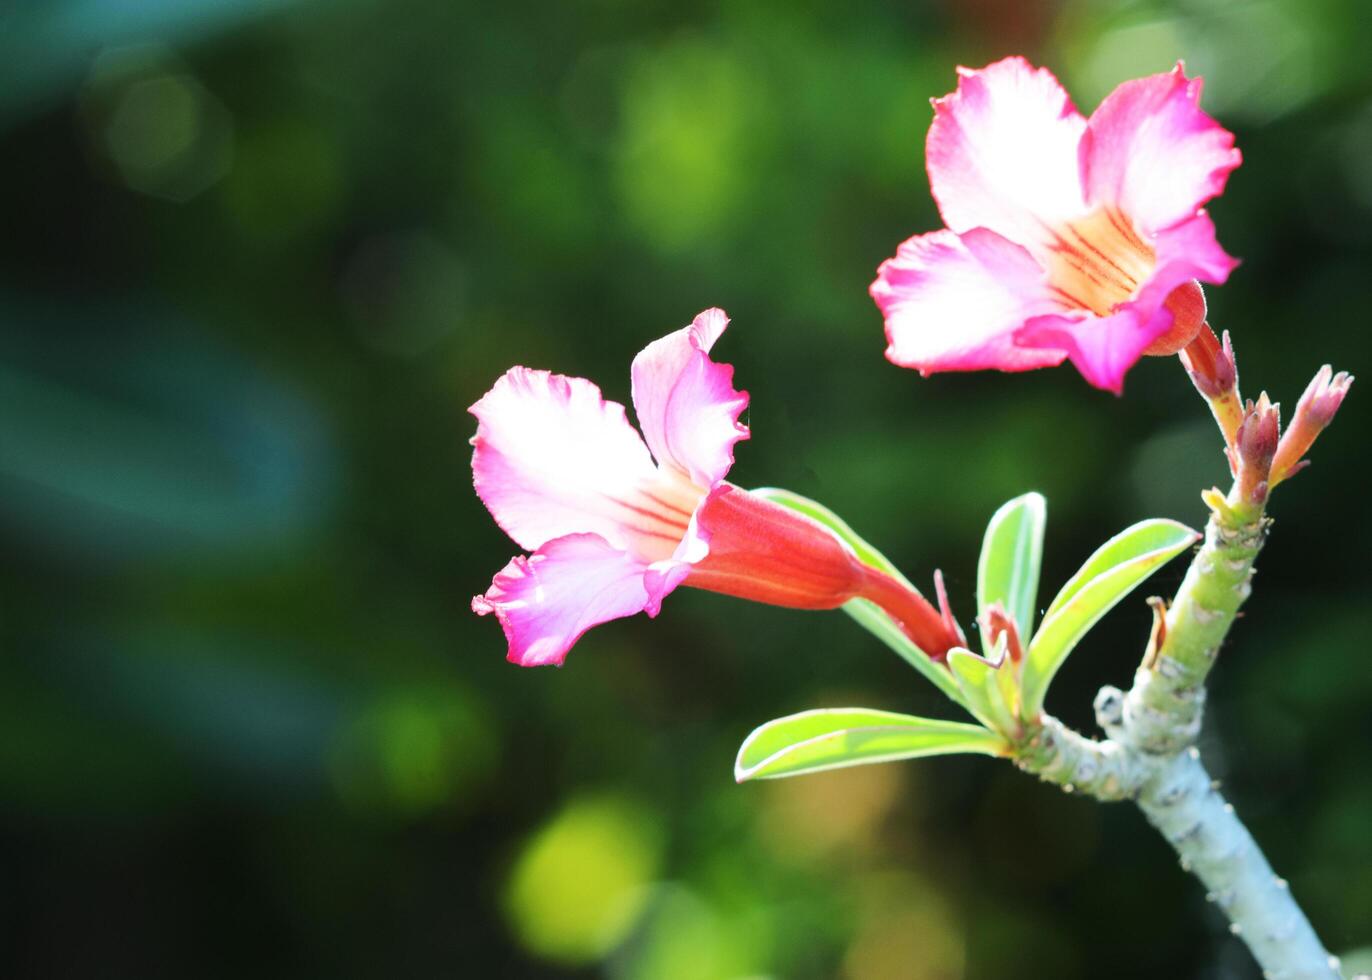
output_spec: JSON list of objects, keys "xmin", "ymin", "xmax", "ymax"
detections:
[
  {"xmin": 471, "ymin": 309, "xmax": 964, "ymax": 666},
  {"xmin": 871, "ymin": 57, "xmax": 1241, "ymax": 393}
]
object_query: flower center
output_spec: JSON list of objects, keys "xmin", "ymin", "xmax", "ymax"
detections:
[
  {"xmin": 1042, "ymin": 208, "xmax": 1155, "ymax": 316},
  {"xmin": 602, "ymin": 465, "xmax": 704, "ymax": 563}
]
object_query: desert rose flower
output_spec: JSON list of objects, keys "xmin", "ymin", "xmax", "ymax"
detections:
[
  {"xmin": 471, "ymin": 309, "xmax": 965, "ymax": 666},
  {"xmin": 871, "ymin": 57, "xmax": 1241, "ymax": 393}
]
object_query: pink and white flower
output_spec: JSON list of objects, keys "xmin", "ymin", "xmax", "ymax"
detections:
[
  {"xmin": 871, "ymin": 57, "xmax": 1242, "ymax": 393},
  {"xmin": 471, "ymin": 309, "xmax": 964, "ymax": 666}
]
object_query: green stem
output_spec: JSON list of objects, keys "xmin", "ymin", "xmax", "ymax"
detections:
[
  {"xmin": 1014, "ymin": 484, "xmax": 1340, "ymax": 978},
  {"xmin": 1014, "ymin": 714, "xmax": 1139, "ymax": 801},
  {"xmin": 1135, "ymin": 750, "xmax": 1339, "ymax": 980},
  {"xmin": 1019, "ymin": 720, "xmax": 1341, "ymax": 979},
  {"xmin": 1118, "ymin": 486, "xmax": 1266, "ymax": 754}
]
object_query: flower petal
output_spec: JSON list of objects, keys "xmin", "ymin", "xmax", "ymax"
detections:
[
  {"xmin": 642, "ymin": 504, "xmax": 711, "ymax": 617},
  {"xmin": 470, "ymin": 367, "xmax": 661, "ymax": 553},
  {"xmin": 630, "ymin": 308, "xmax": 750, "ymax": 488},
  {"xmin": 1147, "ymin": 209, "xmax": 1240, "ymax": 295},
  {"xmin": 1081, "ymin": 64, "xmax": 1241, "ymax": 234},
  {"xmin": 927, "ymin": 57, "xmax": 1088, "ymax": 250},
  {"xmin": 1013, "ymin": 212, "xmax": 1238, "ymax": 393},
  {"xmin": 1014, "ymin": 308, "xmax": 1160, "ymax": 395},
  {"xmin": 872, "ymin": 227, "xmax": 1070, "ymax": 374},
  {"xmin": 472, "ymin": 533, "xmax": 651, "ymax": 666}
]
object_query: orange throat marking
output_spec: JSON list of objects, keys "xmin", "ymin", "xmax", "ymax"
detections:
[{"xmin": 1042, "ymin": 208, "xmax": 1155, "ymax": 316}]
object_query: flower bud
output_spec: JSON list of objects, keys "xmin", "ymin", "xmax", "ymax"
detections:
[
  {"xmin": 1270, "ymin": 366, "xmax": 1354, "ymax": 486},
  {"xmin": 1235, "ymin": 394, "xmax": 1280, "ymax": 504},
  {"xmin": 1178, "ymin": 324, "xmax": 1237, "ymax": 399},
  {"xmin": 979, "ymin": 602, "xmax": 1024, "ymax": 664}
]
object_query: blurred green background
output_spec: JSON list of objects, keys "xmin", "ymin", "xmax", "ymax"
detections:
[{"xmin": 2, "ymin": 0, "xmax": 1369, "ymax": 976}]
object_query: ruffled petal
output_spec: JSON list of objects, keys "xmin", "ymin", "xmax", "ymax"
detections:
[
  {"xmin": 927, "ymin": 57, "xmax": 1089, "ymax": 250},
  {"xmin": 470, "ymin": 367, "xmax": 662, "ymax": 553},
  {"xmin": 630, "ymin": 308, "xmax": 750, "ymax": 489},
  {"xmin": 1146, "ymin": 210, "xmax": 1239, "ymax": 296},
  {"xmin": 1013, "ymin": 212, "xmax": 1237, "ymax": 393},
  {"xmin": 872, "ymin": 227, "xmax": 1070, "ymax": 374},
  {"xmin": 1081, "ymin": 64, "xmax": 1241, "ymax": 234},
  {"xmin": 472, "ymin": 533, "xmax": 651, "ymax": 667},
  {"xmin": 642, "ymin": 503, "xmax": 711, "ymax": 617},
  {"xmin": 1013, "ymin": 308, "xmax": 1160, "ymax": 395}
]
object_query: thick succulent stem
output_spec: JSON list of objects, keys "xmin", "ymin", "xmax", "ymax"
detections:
[
  {"xmin": 1017, "ymin": 719, "xmax": 1340, "ymax": 977},
  {"xmin": 1014, "ymin": 714, "xmax": 1141, "ymax": 801},
  {"xmin": 1014, "ymin": 483, "xmax": 1340, "ymax": 977},
  {"xmin": 1135, "ymin": 749, "xmax": 1340, "ymax": 980},
  {"xmin": 1118, "ymin": 487, "xmax": 1265, "ymax": 754}
]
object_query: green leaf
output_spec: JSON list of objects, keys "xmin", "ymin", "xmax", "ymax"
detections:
[
  {"xmin": 947, "ymin": 644, "xmax": 1018, "ymax": 736},
  {"xmin": 976, "ymin": 492, "xmax": 1047, "ymax": 642},
  {"xmin": 1042, "ymin": 519, "xmax": 1198, "ymax": 621},
  {"xmin": 749, "ymin": 487, "xmax": 967, "ymax": 707},
  {"xmin": 1020, "ymin": 519, "xmax": 1199, "ymax": 719},
  {"xmin": 735, "ymin": 708, "xmax": 1008, "ymax": 781},
  {"xmin": 841, "ymin": 600, "xmax": 968, "ymax": 706}
]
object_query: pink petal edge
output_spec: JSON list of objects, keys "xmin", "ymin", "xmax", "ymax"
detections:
[
  {"xmin": 1081, "ymin": 63, "xmax": 1242, "ymax": 235},
  {"xmin": 927, "ymin": 56, "xmax": 1089, "ymax": 253},
  {"xmin": 472, "ymin": 533, "xmax": 652, "ymax": 667},
  {"xmin": 872, "ymin": 227, "xmax": 1069, "ymax": 374},
  {"xmin": 470, "ymin": 367, "xmax": 659, "ymax": 553},
  {"xmin": 630, "ymin": 309, "xmax": 751, "ymax": 489}
]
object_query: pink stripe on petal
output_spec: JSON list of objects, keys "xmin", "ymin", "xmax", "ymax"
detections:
[
  {"xmin": 1081, "ymin": 64, "xmax": 1241, "ymax": 235},
  {"xmin": 471, "ymin": 367, "xmax": 659, "ymax": 553},
  {"xmin": 643, "ymin": 495, "xmax": 712, "ymax": 617},
  {"xmin": 630, "ymin": 308, "xmax": 750, "ymax": 489},
  {"xmin": 872, "ymin": 227, "xmax": 1069, "ymax": 374},
  {"xmin": 472, "ymin": 533, "xmax": 651, "ymax": 667},
  {"xmin": 927, "ymin": 57, "xmax": 1089, "ymax": 252}
]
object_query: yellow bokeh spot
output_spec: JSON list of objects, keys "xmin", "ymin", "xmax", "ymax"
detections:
[
  {"xmin": 757, "ymin": 755, "xmax": 906, "ymax": 863},
  {"xmin": 842, "ymin": 873, "xmax": 965, "ymax": 980},
  {"xmin": 504, "ymin": 793, "xmax": 663, "ymax": 965},
  {"xmin": 614, "ymin": 883, "xmax": 765, "ymax": 980}
]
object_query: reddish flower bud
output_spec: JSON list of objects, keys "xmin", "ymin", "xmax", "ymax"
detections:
[
  {"xmin": 1144, "ymin": 281, "xmax": 1208, "ymax": 356},
  {"xmin": 1270, "ymin": 365, "xmax": 1354, "ymax": 486},
  {"xmin": 1179, "ymin": 324, "xmax": 1237, "ymax": 399},
  {"xmin": 1235, "ymin": 393, "xmax": 1280, "ymax": 504},
  {"xmin": 979, "ymin": 602, "xmax": 1024, "ymax": 664}
]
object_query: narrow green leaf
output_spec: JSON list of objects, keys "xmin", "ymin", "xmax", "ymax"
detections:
[
  {"xmin": 842, "ymin": 599, "xmax": 968, "ymax": 707},
  {"xmin": 976, "ymin": 492, "xmax": 1047, "ymax": 641},
  {"xmin": 947, "ymin": 644, "xmax": 1017, "ymax": 736},
  {"xmin": 749, "ymin": 487, "xmax": 966, "ymax": 707},
  {"xmin": 1020, "ymin": 519, "xmax": 1199, "ymax": 718},
  {"xmin": 735, "ymin": 708, "xmax": 1008, "ymax": 782},
  {"xmin": 1043, "ymin": 518, "xmax": 1198, "ymax": 621}
]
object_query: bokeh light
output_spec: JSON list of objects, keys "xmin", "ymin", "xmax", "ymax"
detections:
[
  {"xmin": 503, "ymin": 793, "xmax": 664, "ymax": 964},
  {"xmin": 2, "ymin": 0, "xmax": 1369, "ymax": 976}
]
